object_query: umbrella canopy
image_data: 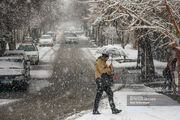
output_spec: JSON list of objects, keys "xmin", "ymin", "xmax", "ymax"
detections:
[{"xmin": 96, "ymin": 45, "xmax": 128, "ymax": 57}]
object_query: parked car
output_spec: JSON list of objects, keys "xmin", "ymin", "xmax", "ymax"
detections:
[
  {"xmin": 39, "ymin": 35, "xmax": 54, "ymax": 47},
  {"xmin": 47, "ymin": 31, "xmax": 56, "ymax": 41},
  {"xmin": 3, "ymin": 50, "xmax": 30, "ymax": 75},
  {"xmin": 18, "ymin": 43, "xmax": 39, "ymax": 65},
  {"xmin": 0, "ymin": 56, "xmax": 29, "ymax": 90},
  {"xmin": 63, "ymin": 32, "xmax": 79, "ymax": 44}
]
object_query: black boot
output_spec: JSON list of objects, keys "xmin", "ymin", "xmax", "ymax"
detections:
[
  {"xmin": 112, "ymin": 108, "xmax": 122, "ymax": 114},
  {"xmin": 93, "ymin": 110, "xmax": 101, "ymax": 115}
]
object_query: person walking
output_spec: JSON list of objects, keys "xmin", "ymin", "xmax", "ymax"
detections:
[
  {"xmin": 93, "ymin": 53, "xmax": 121, "ymax": 115},
  {"xmin": 163, "ymin": 57, "xmax": 177, "ymax": 90}
]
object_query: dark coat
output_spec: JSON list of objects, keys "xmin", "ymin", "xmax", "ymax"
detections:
[{"xmin": 163, "ymin": 58, "xmax": 177, "ymax": 80}]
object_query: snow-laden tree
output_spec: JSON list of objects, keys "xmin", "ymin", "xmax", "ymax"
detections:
[
  {"xmin": 88, "ymin": 0, "xmax": 180, "ymax": 95},
  {"xmin": 89, "ymin": 0, "xmax": 180, "ymax": 46},
  {"xmin": 102, "ymin": 26, "xmax": 118, "ymax": 44}
]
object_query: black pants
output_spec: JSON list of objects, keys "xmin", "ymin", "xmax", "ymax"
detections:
[
  {"xmin": 93, "ymin": 78, "xmax": 115, "ymax": 111},
  {"xmin": 163, "ymin": 68, "xmax": 172, "ymax": 89}
]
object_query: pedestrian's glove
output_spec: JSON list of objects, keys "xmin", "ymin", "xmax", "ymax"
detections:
[
  {"xmin": 113, "ymin": 75, "xmax": 118, "ymax": 80},
  {"xmin": 109, "ymin": 63, "xmax": 113, "ymax": 69}
]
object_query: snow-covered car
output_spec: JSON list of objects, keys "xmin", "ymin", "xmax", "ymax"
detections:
[
  {"xmin": 3, "ymin": 50, "xmax": 30, "ymax": 73},
  {"xmin": 18, "ymin": 43, "xmax": 39, "ymax": 65},
  {"xmin": 39, "ymin": 35, "xmax": 54, "ymax": 47},
  {"xmin": 63, "ymin": 33, "xmax": 79, "ymax": 44},
  {"xmin": 0, "ymin": 56, "xmax": 29, "ymax": 90},
  {"xmin": 47, "ymin": 31, "xmax": 56, "ymax": 41}
]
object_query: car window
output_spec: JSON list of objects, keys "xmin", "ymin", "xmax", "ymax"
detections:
[
  {"xmin": 18, "ymin": 45, "xmax": 36, "ymax": 51},
  {"xmin": 64, "ymin": 33, "xmax": 77, "ymax": 37},
  {"xmin": 47, "ymin": 33, "xmax": 55, "ymax": 37},
  {"xmin": 41, "ymin": 36, "xmax": 52, "ymax": 39}
]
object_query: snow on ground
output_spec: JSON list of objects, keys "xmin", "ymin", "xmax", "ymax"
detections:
[
  {"xmin": 66, "ymin": 86, "xmax": 180, "ymax": 120},
  {"xmin": 29, "ymin": 80, "xmax": 54, "ymax": 93},
  {"xmin": 38, "ymin": 45, "xmax": 59, "ymax": 63},
  {"xmin": 30, "ymin": 70, "xmax": 52, "ymax": 79}
]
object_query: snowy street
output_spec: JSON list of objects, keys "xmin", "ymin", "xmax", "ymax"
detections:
[
  {"xmin": 0, "ymin": 35, "xmax": 180, "ymax": 120},
  {"xmin": 1, "ymin": 0, "xmax": 180, "ymax": 120}
]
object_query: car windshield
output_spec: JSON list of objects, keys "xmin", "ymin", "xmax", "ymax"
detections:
[
  {"xmin": 47, "ymin": 33, "xmax": 55, "ymax": 37},
  {"xmin": 64, "ymin": 33, "xmax": 77, "ymax": 37},
  {"xmin": 41, "ymin": 36, "xmax": 52, "ymax": 39},
  {"xmin": 18, "ymin": 45, "xmax": 36, "ymax": 51}
]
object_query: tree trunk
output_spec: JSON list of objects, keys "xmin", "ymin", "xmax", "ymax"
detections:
[
  {"xmin": 139, "ymin": 34, "xmax": 155, "ymax": 82},
  {"xmin": 137, "ymin": 40, "xmax": 141, "ymax": 68},
  {"xmin": 145, "ymin": 36, "xmax": 155, "ymax": 82}
]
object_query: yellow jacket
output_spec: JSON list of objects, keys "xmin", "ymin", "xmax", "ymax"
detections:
[{"xmin": 95, "ymin": 57, "xmax": 112, "ymax": 80}]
